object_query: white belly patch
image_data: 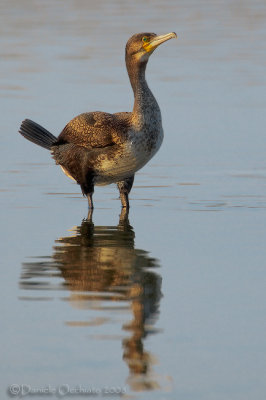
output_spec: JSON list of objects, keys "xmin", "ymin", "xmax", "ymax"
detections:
[{"xmin": 60, "ymin": 166, "xmax": 76, "ymax": 181}]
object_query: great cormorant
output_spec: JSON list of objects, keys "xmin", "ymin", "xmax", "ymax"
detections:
[{"xmin": 19, "ymin": 32, "xmax": 177, "ymax": 209}]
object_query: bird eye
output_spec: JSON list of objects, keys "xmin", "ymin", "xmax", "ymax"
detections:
[{"xmin": 142, "ymin": 36, "xmax": 149, "ymax": 43}]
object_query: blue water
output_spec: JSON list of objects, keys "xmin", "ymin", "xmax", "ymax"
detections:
[{"xmin": 1, "ymin": 0, "xmax": 266, "ymax": 399}]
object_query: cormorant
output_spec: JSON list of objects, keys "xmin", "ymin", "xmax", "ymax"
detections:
[{"xmin": 19, "ymin": 32, "xmax": 177, "ymax": 209}]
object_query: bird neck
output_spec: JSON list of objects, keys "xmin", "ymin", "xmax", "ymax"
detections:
[{"xmin": 126, "ymin": 58, "xmax": 161, "ymax": 128}]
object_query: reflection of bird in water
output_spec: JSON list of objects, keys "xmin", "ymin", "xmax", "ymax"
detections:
[
  {"xmin": 19, "ymin": 32, "xmax": 176, "ymax": 209},
  {"xmin": 20, "ymin": 210, "xmax": 162, "ymax": 391}
]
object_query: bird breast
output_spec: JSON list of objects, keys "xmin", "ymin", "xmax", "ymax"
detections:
[{"xmin": 94, "ymin": 125, "xmax": 164, "ymax": 185}]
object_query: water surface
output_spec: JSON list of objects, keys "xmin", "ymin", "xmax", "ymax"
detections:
[{"xmin": 1, "ymin": 1, "xmax": 266, "ymax": 399}]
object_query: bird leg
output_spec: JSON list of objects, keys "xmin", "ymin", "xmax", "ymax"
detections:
[
  {"xmin": 119, "ymin": 207, "xmax": 129, "ymax": 223},
  {"xmin": 86, "ymin": 207, "xmax": 94, "ymax": 222},
  {"xmin": 82, "ymin": 170, "xmax": 95, "ymax": 210},
  {"xmin": 118, "ymin": 207, "xmax": 131, "ymax": 229},
  {"xmin": 117, "ymin": 175, "xmax": 134, "ymax": 209},
  {"xmin": 87, "ymin": 193, "xmax": 94, "ymax": 210}
]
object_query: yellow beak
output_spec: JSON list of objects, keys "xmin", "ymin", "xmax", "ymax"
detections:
[{"xmin": 144, "ymin": 32, "xmax": 177, "ymax": 53}]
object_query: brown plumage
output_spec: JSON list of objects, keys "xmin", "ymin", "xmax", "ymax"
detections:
[{"xmin": 19, "ymin": 32, "xmax": 176, "ymax": 210}]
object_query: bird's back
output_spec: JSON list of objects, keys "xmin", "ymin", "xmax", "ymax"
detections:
[{"xmin": 55, "ymin": 112, "xmax": 130, "ymax": 149}]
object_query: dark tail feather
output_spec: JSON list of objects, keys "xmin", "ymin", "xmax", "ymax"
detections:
[{"xmin": 19, "ymin": 119, "xmax": 57, "ymax": 150}]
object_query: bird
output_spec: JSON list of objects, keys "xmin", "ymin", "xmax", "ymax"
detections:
[{"xmin": 19, "ymin": 32, "xmax": 177, "ymax": 210}]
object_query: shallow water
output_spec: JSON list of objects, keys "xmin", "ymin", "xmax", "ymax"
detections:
[{"xmin": 1, "ymin": 0, "xmax": 266, "ymax": 399}]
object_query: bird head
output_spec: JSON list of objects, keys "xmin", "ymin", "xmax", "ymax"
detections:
[{"xmin": 125, "ymin": 32, "xmax": 177, "ymax": 64}]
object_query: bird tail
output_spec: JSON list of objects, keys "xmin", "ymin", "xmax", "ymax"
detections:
[{"xmin": 19, "ymin": 119, "xmax": 57, "ymax": 150}]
